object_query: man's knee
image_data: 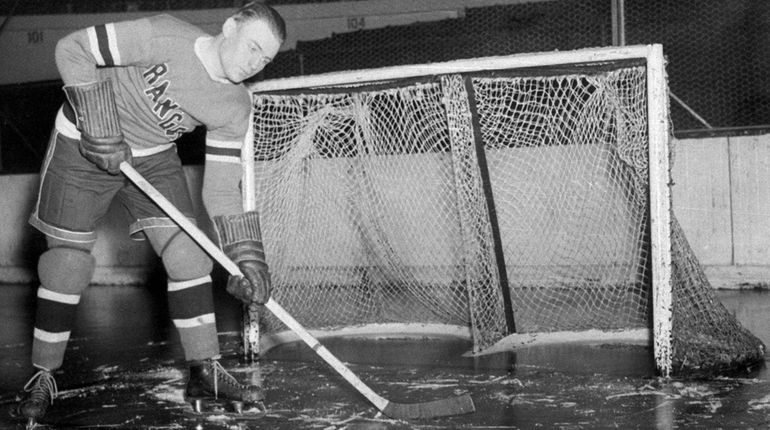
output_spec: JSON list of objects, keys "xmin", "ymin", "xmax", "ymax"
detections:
[
  {"xmin": 38, "ymin": 241, "xmax": 95, "ymax": 295},
  {"xmin": 146, "ymin": 228, "xmax": 213, "ymax": 281}
]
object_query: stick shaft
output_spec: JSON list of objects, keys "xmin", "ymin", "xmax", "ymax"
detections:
[
  {"xmin": 119, "ymin": 162, "xmax": 390, "ymax": 410},
  {"xmin": 264, "ymin": 299, "xmax": 389, "ymax": 410},
  {"xmin": 120, "ymin": 163, "xmax": 241, "ymax": 276}
]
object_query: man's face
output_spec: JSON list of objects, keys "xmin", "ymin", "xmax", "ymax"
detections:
[{"xmin": 219, "ymin": 18, "xmax": 282, "ymax": 83}]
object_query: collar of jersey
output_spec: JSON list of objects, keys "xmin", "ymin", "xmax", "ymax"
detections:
[{"xmin": 195, "ymin": 36, "xmax": 231, "ymax": 84}]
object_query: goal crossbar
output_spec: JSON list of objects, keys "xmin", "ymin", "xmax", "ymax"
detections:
[{"xmin": 249, "ymin": 45, "xmax": 664, "ymax": 92}]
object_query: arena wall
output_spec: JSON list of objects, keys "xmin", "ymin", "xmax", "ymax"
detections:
[
  {"xmin": 1, "ymin": 135, "xmax": 770, "ymax": 288},
  {"xmin": 673, "ymin": 134, "xmax": 770, "ymax": 289},
  {"xmin": 0, "ymin": 0, "xmax": 513, "ymax": 85}
]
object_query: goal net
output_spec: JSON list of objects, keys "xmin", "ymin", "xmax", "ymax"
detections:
[{"xmin": 243, "ymin": 45, "xmax": 765, "ymax": 376}]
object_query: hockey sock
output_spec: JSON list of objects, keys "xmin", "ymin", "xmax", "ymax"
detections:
[
  {"xmin": 32, "ymin": 246, "xmax": 95, "ymax": 370},
  {"xmin": 146, "ymin": 227, "xmax": 219, "ymax": 361}
]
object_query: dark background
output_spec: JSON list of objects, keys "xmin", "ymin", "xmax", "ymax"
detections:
[{"xmin": 2, "ymin": 0, "xmax": 768, "ymax": 173}]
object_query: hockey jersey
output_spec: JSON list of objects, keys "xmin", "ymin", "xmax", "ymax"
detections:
[{"xmin": 54, "ymin": 14, "xmax": 251, "ymax": 217}]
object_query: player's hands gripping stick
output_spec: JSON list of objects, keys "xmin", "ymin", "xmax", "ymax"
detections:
[
  {"xmin": 213, "ymin": 211, "xmax": 272, "ymax": 305},
  {"xmin": 64, "ymin": 79, "xmax": 133, "ymax": 175}
]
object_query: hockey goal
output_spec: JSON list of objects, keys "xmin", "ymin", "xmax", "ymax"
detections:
[{"xmin": 242, "ymin": 45, "xmax": 764, "ymax": 376}]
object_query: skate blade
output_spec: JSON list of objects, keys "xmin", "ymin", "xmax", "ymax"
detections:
[{"xmin": 190, "ymin": 398, "xmax": 266, "ymax": 417}]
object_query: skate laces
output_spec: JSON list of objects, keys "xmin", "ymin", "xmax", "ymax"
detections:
[
  {"xmin": 209, "ymin": 360, "xmax": 242, "ymax": 397},
  {"xmin": 23, "ymin": 370, "xmax": 58, "ymax": 405}
]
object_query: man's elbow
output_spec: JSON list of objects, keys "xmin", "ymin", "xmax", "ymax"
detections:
[
  {"xmin": 54, "ymin": 34, "xmax": 75, "ymax": 61},
  {"xmin": 54, "ymin": 34, "xmax": 79, "ymax": 76}
]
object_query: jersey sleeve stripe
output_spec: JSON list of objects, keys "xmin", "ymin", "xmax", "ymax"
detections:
[
  {"xmin": 205, "ymin": 154, "xmax": 242, "ymax": 164},
  {"xmin": 86, "ymin": 27, "xmax": 106, "ymax": 65},
  {"xmin": 206, "ymin": 138, "xmax": 242, "ymax": 149},
  {"xmin": 93, "ymin": 24, "xmax": 116, "ymax": 66},
  {"xmin": 105, "ymin": 23, "xmax": 121, "ymax": 65},
  {"xmin": 206, "ymin": 144, "xmax": 241, "ymax": 161},
  {"xmin": 206, "ymin": 145, "xmax": 240, "ymax": 156},
  {"xmin": 206, "ymin": 138, "xmax": 242, "ymax": 164}
]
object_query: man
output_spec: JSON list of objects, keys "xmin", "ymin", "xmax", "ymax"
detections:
[{"xmin": 16, "ymin": 2, "xmax": 285, "ymax": 425}]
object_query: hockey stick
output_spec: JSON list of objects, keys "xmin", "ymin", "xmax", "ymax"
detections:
[{"xmin": 119, "ymin": 162, "xmax": 475, "ymax": 420}]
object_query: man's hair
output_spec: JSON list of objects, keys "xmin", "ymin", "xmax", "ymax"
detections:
[{"xmin": 233, "ymin": 2, "xmax": 286, "ymax": 43}]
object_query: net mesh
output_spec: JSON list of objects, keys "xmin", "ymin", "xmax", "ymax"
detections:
[
  {"xmin": 471, "ymin": 69, "xmax": 651, "ymax": 337},
  {"xmin": 248, "ymin": 60, "xmax": 765, "ymax": 375}
]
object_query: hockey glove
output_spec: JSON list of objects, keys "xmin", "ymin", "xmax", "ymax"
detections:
[
  {"xmin": 213, "ymin": 211, "xmax": 271, "ymax": 305},
  {"xmin": 64, "ymin": 79, "xmax": 132, "ymax": 175},
  {"xmin": 79, "ymin": 134, "xmax": 133, "ymax": 175}
]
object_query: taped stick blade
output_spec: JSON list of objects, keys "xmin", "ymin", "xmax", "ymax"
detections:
[{"xmin": 381, "ymin": 393, "xmax": 475, "ymax": 420}]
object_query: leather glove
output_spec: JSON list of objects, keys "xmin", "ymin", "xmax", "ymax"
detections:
[
  {"xmin": 227, "ymin": 259, "xmax": 271, "ymax": 305},
  {"xmin": 213, "ymin": 211, "xmax": 271, "ymax": 305},
  {"xmin": 63, "ymin": 80, "xmax": 130, "ymax": 175},
  {"xmin": 79, "ymin": 133, "xmax": 133, "ymax": 175}
]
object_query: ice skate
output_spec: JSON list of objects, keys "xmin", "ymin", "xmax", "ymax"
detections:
[
  {"xmin": 185, "ymin": 359, "xmax": 265, "ymax": 416},
  {"xmin": 15, "ymin": 370, "xmax": 58, "ymax": 429}
]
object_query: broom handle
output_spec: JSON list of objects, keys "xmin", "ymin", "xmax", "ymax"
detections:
[{"xmin": 119, "ymin": 162, "xmax": 390, "ymax": 411}]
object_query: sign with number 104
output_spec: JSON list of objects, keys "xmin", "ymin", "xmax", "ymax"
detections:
[{"xmin": 347, "ymin": 16, "xmax": 365, "ymax": 30}]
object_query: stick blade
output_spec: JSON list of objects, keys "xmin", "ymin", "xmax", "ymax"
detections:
[{"xmin": 381, "ymin": 393, "xmax": 475, "ymax": 420}]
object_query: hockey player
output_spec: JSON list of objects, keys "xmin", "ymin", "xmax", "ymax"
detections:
[{"xmin": 15, "ymin": 2, "xmax": 285, "ymax": 427}]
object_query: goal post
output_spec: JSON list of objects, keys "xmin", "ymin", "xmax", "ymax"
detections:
[
  {"xmin": 241, "ymin": 44, "xmax": 764, "ymax": 377},
  {"xmin": 645, "ymin": 44, "xmax": 674, "ymax": 376}
]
